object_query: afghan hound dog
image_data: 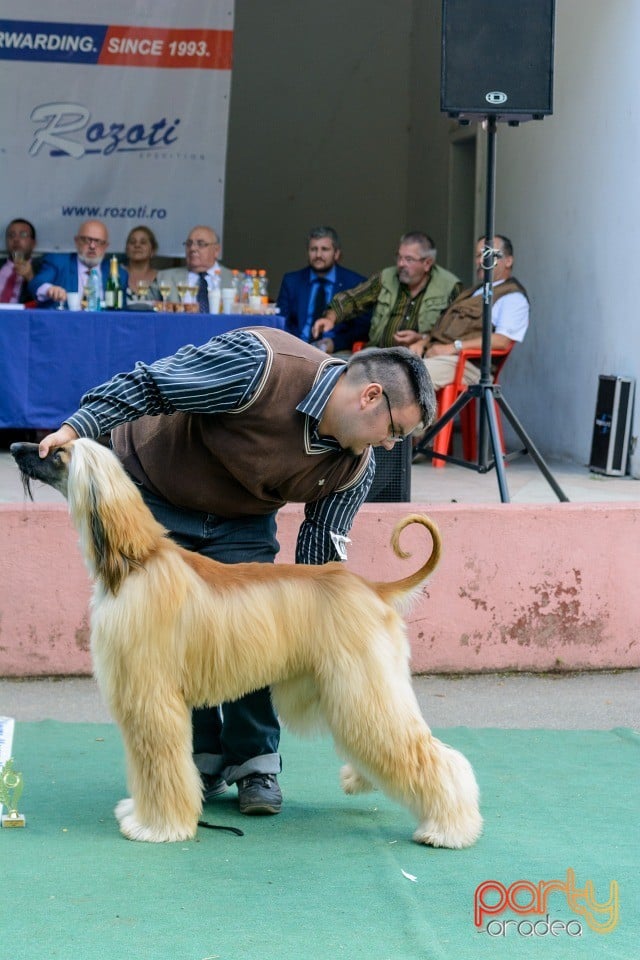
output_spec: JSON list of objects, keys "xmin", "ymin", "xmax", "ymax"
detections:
[{"xmin": 11, "ymin": 439, "xmax": 482, "ymax": 848}]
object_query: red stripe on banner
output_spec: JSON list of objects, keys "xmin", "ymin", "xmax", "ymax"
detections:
[{"xmin": 99, "ymin": 26, "xmax": 233, "ymax": 69}]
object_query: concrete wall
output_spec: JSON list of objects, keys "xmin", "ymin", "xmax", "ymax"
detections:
[
  {"xmin": 224, "ymin": 1, "xmax": 639, "ymax": 471},
  {"xmin": 2, "ymin": 501, "xmax": 638, "ymax": 677},
  {"xmin": 495, "ymin": 0, "xmax": 640, "ymax": 472},
  {"xmin": 223, "ymin": 0, "xmax": 452, "ymax": 291}
]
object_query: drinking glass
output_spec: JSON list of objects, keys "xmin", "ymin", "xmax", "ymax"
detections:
[
  {"xmin": 176, "ymin": 281, "xmax": 189, "ymax": 306},
  {"xmin": 158, "ymin": 281, "xmax": 171, "ymax": 309}
]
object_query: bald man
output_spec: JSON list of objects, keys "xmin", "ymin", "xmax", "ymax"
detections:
[{"xmin": 30, "ymin": 219, "xmax": 127, "ymax": 309}]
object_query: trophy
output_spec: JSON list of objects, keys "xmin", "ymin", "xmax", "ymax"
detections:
[{"xmin": 0, "ymin": 758, "xmax": 25, "ymax": 828}]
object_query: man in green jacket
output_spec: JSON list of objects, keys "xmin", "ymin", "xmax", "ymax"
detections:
[{"xmin": 312, "ymin": 232, "xmax": 462, "ymax": 350}]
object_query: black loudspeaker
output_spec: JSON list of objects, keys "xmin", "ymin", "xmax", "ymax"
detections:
[
  {"xmin": 366, "ymin": 439, "xmax": 412, "ymax": 503},
  {"xmin": 589, "ymin": 375, "xmax": 635, "ymax": 476},
  {"xmin": 441, "ymin": 0, "xmax": 555, "ymax": 122}
]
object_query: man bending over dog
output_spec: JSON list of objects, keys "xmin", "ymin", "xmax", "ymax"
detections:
[{"xmin": 39, "ymin": 327, "xmax": 434, "ymax": 817}]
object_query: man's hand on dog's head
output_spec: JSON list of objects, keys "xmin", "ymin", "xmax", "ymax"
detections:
[{"xmin": 39, "ymin": 424, "xmax": 79, "ymax": 458}]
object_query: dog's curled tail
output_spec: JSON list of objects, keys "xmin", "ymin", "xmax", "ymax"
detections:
[{"xmin": 374, "ymin": 514, "xmax": 442, "ymax": 606}]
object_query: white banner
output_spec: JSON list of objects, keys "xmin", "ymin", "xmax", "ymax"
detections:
[{"xmin": 0, "ymin": 2, "xmax": 234, "ymax": 255}]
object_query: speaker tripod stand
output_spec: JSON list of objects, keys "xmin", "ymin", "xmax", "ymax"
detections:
[{"xmin": 413, "ymin": 116, "xmax": 568, "ymax": 503}]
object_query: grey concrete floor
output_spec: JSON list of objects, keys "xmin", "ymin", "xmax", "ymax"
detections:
[
  {"xmin": 1, "ymin": 671, "xmax": 638, "ymax": 729},
  {"xmin": 3, "ymin": 438, "xmax": 640, "ymax": 506}
]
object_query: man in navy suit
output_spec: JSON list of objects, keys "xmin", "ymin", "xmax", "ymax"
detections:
[
  {"xmin": 30, "ymin": 219, "xmax": 127, "ymax": 308},
  {"xmin": 276, "ymin": 226, "xmax": 370, "ymax": 351}
]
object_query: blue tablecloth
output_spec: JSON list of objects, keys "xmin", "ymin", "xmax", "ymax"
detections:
[{"xmin": 0, "ymin": 309, "xmax": 284, "ymax": 429}]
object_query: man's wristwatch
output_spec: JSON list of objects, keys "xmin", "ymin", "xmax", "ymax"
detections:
[{"xmin": 454, "ymin": 339, "xmax": 463, "ymax": 353}]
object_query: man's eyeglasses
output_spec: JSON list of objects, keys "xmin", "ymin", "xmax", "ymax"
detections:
[
  {"xmin": 381, "ymin": 390, "xmax": 400, "ymax": 442},
  {"xmin": 183, "ymin": 240, "xmax": 216, "ymax": 249},
  {"xmin": 7, "ymin": 231, "xmax": 32, "ymax": 240},
  {"xmin": 77, "ymin": 236, "xmax": 107, "ymax": 247},
  {"xmin": 396, "ymin": 254, "xmax": 428, "ymax": 265}
]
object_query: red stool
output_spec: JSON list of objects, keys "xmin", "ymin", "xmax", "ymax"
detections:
[{"xmin": 431, "ymin": 345, "xmax": 513, "ymax": 467}]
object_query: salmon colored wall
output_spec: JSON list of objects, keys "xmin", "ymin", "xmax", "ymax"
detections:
[{"xmin": 1, "ymin": 501, "xmax": 639, "ymax": 677}]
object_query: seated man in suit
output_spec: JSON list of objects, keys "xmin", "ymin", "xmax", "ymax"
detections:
[
  {"xmin": 1, "ymin": 218, "xmax": 41, "ymax": 304},
  {"xmin": 312, "ymin": 232, "xmax": 461, "ymax": 350},
  {"xmin": 30, "ymin": 219, "xmax": 127, "ymax": 308},
  {"xmin": 276, "ymin": 226, "xmax": 370, "ymax": 351},
  {"xmin": 157, "ymin": 225, "xmax": 233, "ymax": 310}
]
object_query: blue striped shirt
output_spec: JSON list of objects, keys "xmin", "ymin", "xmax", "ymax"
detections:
[{"xmin": 66, "ymin": 328, "xmax": 375, "ymax": 564}]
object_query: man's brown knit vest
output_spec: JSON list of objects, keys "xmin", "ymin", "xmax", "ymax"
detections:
[{"xmin": 112, "ymin": 327, "xmax": 371, "ymax": 518}]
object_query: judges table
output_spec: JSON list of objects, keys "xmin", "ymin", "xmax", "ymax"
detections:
[{"xmin": 0, "ymin": 308, "xmax": 284, "ymax": 429}]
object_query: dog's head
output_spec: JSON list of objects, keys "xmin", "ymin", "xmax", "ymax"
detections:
[
  {"xmin": 10, "ymin": 441, "xmax": 72, "ymax": 499},
  {"xmin": 12, "ymin": 437, "xmax": 169, "ymax": 594}
]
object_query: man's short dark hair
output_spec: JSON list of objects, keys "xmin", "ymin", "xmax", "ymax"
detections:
[
  {"xmin": 346, "ymin": 346, "xmax": 436, "ymax": 428},
  {"xmin": 6, "ymin": 218, "xmax": 36, "ymax": 241},
  {"xmin": 307, "ymin": 226, "xmax": 340, "ymax": 249},
  {"xmin": 478, "ymin": 234, "xmax": 513, "ymax": 258}
]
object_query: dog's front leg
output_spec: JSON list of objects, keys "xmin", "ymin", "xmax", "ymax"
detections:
[{"xmin": 114, "ymin": 693, "xmax": 202, "ymax": 842}]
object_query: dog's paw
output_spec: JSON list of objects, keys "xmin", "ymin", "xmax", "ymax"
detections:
[
  {"xmin": 114, "ymin": 797, "xmax": 196, "ymax": 842},
  {"xmin": 413, "ymin": 810, "xmax": 483, "ymax": 849},
  {"xmin": 115, "ymin": 797, "xmax": 134, "ymax": 822},
  {"xmin": 340, "ymin": 764, "xmax": 375, "ymax": 795}
]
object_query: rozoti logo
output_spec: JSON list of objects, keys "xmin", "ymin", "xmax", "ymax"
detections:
[
  {"xmin": 28, "ymin": 102, "xmax": 180, "ymax": 158},
  {"xmin": 474, "ymin": 869, "xmax": 619, "ymax": 938}
]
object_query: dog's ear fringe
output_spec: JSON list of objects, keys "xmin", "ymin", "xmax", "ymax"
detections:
[{"xmin": 88, "ymin": 476, "xmax": 141, "ymax": 595}]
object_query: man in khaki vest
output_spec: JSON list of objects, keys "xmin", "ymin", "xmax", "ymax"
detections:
[
  {"xmin": 312, "ymin": 231, "xmax": 461, "ymax": 351},
  {"xmin": 395, "ymin": 235, "xmax": 529, "ymax": 390}
]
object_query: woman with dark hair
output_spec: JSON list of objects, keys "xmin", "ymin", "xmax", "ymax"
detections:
[{"xmin": 124, "ymin": 225, "xmax": 160, "ymax": 303}]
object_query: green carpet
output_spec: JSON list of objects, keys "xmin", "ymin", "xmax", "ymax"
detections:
[{"xmin": 1, "ymin": 723, "xmax": 638, "ymax": 960}]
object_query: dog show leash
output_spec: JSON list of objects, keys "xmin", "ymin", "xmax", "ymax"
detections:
[{"xmin": 198, "ymin": 819, "xmax": 244, "ymax": 836}]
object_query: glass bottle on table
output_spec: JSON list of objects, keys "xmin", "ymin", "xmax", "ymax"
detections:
[{"xmin": 105, "ymin": 255, "xmax": 123, "ymax": 310}]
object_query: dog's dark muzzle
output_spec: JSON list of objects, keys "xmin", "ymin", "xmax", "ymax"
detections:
[{"xmin": 10, "ymin": 441, "xmax": 64, "ymax": 499}]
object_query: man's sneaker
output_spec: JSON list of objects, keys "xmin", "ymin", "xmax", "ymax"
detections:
[
  {"xmin": 201, "ymin": 773, "xmax": 228, "ymax": 802},
  {"xmin": 237, "ymin": 773, "xmax": 282, "ymax": 815}
]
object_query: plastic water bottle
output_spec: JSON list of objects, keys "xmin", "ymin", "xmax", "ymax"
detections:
[
  {"xmin": 87, "ymin": 267, "xmax": 102, "ymax": 311},
  {"xmin": 231, "ymin": 269, "xmax": 242, "ymax": 303},
  {"xmin": 208, "ymin": 267, "xmax": 221, "ymax": 313},
  {"xmin": 258, "ymin": 269, "xmax": 269, "ymax": 304},
  {"xmin": 241, "ymin": 270, "xmax": 253, "ymax": 304}
]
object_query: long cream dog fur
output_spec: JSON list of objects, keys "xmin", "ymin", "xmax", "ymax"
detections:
[{"xmin": 12, "ymin": 438, "xmax": 482, "ymax": 848}]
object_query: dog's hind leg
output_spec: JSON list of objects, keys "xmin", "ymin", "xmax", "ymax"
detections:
[
  {"xmin": 113, "ymin": 692, "xmax": 202, "ymax": 843},
  {"xmin": 340, "ymin": 764, "xmax": 375, "ymax": 795},
  {"xmin": 320, "ymin": 632, "xmax": 483, "ymax": 849}
]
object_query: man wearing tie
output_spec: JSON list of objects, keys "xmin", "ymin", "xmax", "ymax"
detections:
[
  {"xmin": 0, "ymin": 218, "xmax": 41, "ymax": 304},
  {"xmin": 30, "ymin": 219, "xmax": 127, "ymax": 308},
  {"xmin": 276, "ymin": 226, "xmax": 370, "ymax": 350},
  {"xmin": 157, "ymin": 225, "xmax": 234, "ymax": 310}
]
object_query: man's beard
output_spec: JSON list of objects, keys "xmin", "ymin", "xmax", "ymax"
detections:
[{"xmin": 79, "ymin": 254, "xmax": 103, "ymax": 268}]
